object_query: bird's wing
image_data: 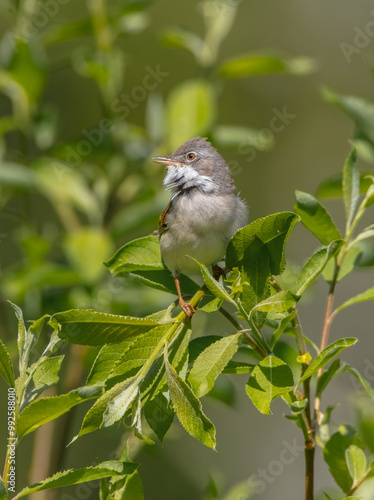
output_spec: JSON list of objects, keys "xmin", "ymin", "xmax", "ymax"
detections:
[{"xmin": 158, "ymin": 201, "xmax": 170, "ymax": 236}]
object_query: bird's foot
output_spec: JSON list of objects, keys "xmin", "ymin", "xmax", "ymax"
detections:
[{"xmin": 179, "ymin": 298, "xmax": 196, "ymax": 318}]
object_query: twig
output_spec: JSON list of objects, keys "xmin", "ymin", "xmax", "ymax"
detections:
[
  {"xmin": 218, "ymin": 306, "xmax": 267, "ymax": 358},
  {"xmin": 314, "ymin": 260, "xmax": 340, "ymax": 421}
]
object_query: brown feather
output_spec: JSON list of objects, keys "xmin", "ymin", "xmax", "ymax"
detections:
[{"xmin": 158, "ymin": 201, "xmax": 170, "ymax": 236}]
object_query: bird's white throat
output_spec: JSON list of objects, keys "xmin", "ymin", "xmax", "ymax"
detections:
[{"xmin": 163, "ymin": 164, "xmax": 214, "ymax": 199}]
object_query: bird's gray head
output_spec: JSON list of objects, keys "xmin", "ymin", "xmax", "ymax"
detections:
[{"xmin": 152, "ymin": 137, "xmax": 235, "ymax": 197}]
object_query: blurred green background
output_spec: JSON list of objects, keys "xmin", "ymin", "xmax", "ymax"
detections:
[{"xmin": 1, "ymin": 0, "xmax": 374, "ymax": 498}]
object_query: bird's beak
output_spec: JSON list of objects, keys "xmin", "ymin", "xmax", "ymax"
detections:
[{"xmin": 152, "ymin": 156, "xmax": 176, "ymax": 165}]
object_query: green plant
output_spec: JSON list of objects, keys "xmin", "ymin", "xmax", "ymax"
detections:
[
  {"xmin": 2, "ymin": 143, "xmax": 374, "ymax": 499},
  {"xmin": 3, "ymin": 1, "xmax": 374, "ymax": 499}
]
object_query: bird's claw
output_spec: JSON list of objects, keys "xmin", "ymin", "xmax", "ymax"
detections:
[{"xmin": 179, "ymin": 299, "xmax": 196, "ymax": 318}]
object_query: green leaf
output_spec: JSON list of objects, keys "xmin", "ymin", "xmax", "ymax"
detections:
[
  {"xmin": 245, "ymin": 356, "xmax": 294, "ymax": 414},
  {"xmin": 222, "ymin": 478, "xmax": 257, "ymax": 500},
  {"xmin": 251, "ymin": 290, "xmax": 298, "ymax": 314},
  {"xmin": 29, "ymin": 314, "xmax": 50, "ymax": 342},
  {"xmin": 86, "ymin": 338, "xmax": 136, "ymax": 386},
  {"xmin": 126, "ymin": 269, "xmax": 200, "ymax": 295},
  {"xmin": 287, "ymin": 398, "xmax": 308, "ymax": 415},
  {"xmin": 238, "ymin": 237, "xmax": 271, "ymax": 328},
  {"xmin": 242, "ymin": 235, "xmax": 270, "ymax": 302},
  {"xmin": 343, "ymin": 147, "xmax": 360, "ymax": 231},
  {"xmin": 299, "ymin": 338, "xmax": 357, "ymax": 385},
  {"xmin": 131, "ymin": 390, "xmax": 155, "ymax": 445},
  {"xmin": 17, "ymin": 385, "xmax": 103, "ymax": 440},
  {"xmin": 212, "ymin": 124, "xmax": 273, "ymax": 151},
  {"xmin": 79, "ymin": 321, "xmax": 182, "ymax": 440},
  {"xmin": 77, "ymin": 376, "xmax": 140, "ymax": 438},
  {"xmin": 26, "ymin": 355, "xmax": 64, "ymax": 402},
  {"xmin": 316, "ymin": 171, "xmax": 373, "ymax": 199},
  {"xmin": 7, "ymin": 41, "xmax": 45, "ymax": 104},
  {"xmin": 140, "ymin": 327, "xmax": 189, "ymax": 417},
  {"xmin": 106, "ymin": 325, "xmax": 180, "ymax": 386},
  {"xmin": 188, "ymin": 336, "xmax": 223, "ymax": 366},
  {"xmin": 345, "ymin": 445, "xmax": 367, "ymax": 484},
  {"xmin": 357, "ymin": 240, "xmax": 374, "ymax": 267},
  {"xmin": 340, "ymin": 363, "xmax": 374, "ymax": 401},
  {"xmin": 269, "ymin": 312, "xmax": 295, "ymax": 350},
  {"xmin": 363, "ymin": 178, "xmax": 374, "ymax": 208},
  {"xmin": 9, "ymin": 301, "xmax": 27, "ymax": 361},
  {"xmin": 323, "ymin": 245, "xmax": 362, "ymax": 283},
  {"xmin": 333, "ymin": 287, "xmax": 374, "ymax": 316},
  {"xmin": 35, "ymin": 160, "xmax": 101, "ymax": 223},
  {"xmin": 0, "ymin": 338, "xmax": 14, "ymax": 387},
  {"xmin": 351, "ymin": 224, "xmax": 374, "ymax": 245},
  {"xmin": 110, "ymin": 470, "xmax": 144, "ymax": 500},
  {"xmin": 356, "ymin": 399, "xmax": 374, "ymax": 455},
  {"xmin": 166, "ymin": 79, "xmax": 215, "ymax": 149},
  {"xmin": 164, "ymin": 347, "xmax": 216, "ymax": 449},
  {"xmin": 219, "ymin": 53, "xmax": 314, "ymax": 78},
  {"xmin": 16, "ymin": 461, "xmax": 138, "ymax": 498},
  {"xmin": 226, "ymin": 211, "xmax": 299, "ymax": 274},
  {"xmin": 161, "ymin": 27, "xmax": 203, "ymax": 59},
  {"xmin": 223, "ymin": 361, "xmax": 254, "ymax": 374},
  {"xmin": 0, "ymin": 162, "xmax": 36, "ymax": 187},
  {"xmin": 198, "ymin": 297, "xmax": 223, "ymax": 313},
  {"xmin": 321, "ymin": 87, "xmax": 374, "ymax": 145},
  {"xmin": 64, "ymin": 228, "xmax": 113, "ymax": 283},
  {"xmin": 316, "ymin": 359, "xmax": 341, "ymax": 397},
  {"xmin": 294, "ymin": 191, "xmax": 342, "ymax": 245},
  {"xmin": 143, "ymin": 392, "xmax": 174, "ymax": 441},
  {"xmin": 50, "ymin": 309, "xmax": 159, "ymax": 346},
  {"xmin": 296, "ymin": 240, "xmax": 344, "ymax": 295},
  {"xmin": 104, "ymin": 235, "xmax": 164, "ymax": 274},
  {"xmin": 188, "ymin": 333, "xmax": 242, "ymax": 398},
  {"xmin": 323, "ymin": 425, "xmax": 361, "ymax": 493},
  {"xmin": 193, "ymin": 259, "xmax": 236, "ymax": 305}
]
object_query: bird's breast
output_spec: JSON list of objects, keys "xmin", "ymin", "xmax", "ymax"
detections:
[{"xmin": 160, "ymin": 190, "xmax": 248, "ymax": 274}]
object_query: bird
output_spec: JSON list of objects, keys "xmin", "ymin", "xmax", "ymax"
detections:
[{"xmin": 152, "ymin": 137, "xmax": 248, "ymax": 317}]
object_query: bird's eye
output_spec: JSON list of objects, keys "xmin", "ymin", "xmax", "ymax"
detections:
[{"xmin": 186, "ymin": 152, "xmax": 196, "ymax": 161}]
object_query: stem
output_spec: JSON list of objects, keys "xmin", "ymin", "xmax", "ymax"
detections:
[
  {"xmin": 294, "ymin": 317, "xmax": 315, "ymax": 500},
  {"xmin": 345, "ymin": 197, "xmax": 367, "ymax": 244},
  {"xmin": 305, "ymin": 444, "xmax": 315, "ymax": 500},
  {"xmin": 314, "ymin": 259, "xmax": 340, "ymax": 420},
  {"xmin": 292, "ymin": 311, "xmax": 308, "ymax": 358},
  {"xmin": 291, "ymin": 308, "xmax": 315, "ymax": 500},
  {"xmin": 138, "ymin": 286, "xmax": 207, "ymax": 381},
  {"xmin": 319, "ymin": 268, "xmax": 338, "ymax": 354},
  {"xmin": 346, "ymin": 467, "xmax": 372, "ymax": 496},
  {"xmin": 218, "ymin": 306, "xmax": 267, "ymax": 358},
  {"xmin": 218, "ymin": 306, "xmax": 243, "ymax": 330}
]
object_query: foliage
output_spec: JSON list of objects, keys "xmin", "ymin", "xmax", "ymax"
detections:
[
  {"xmin": 1, "ymin": 1, "xmax": 374, "ymax": 500},
  {"xmin": 2, "ymin": 143, "xmax": 374, "ymax": 497}
]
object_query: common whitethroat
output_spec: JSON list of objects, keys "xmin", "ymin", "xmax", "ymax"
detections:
[{"xmin": 152, "ymin": 137, "xmax": 248, "ymax": 317}]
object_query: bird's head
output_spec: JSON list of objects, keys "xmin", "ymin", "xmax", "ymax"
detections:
[{"xmin": 152, "ymin": 137, "xmax": 235, "ymax": 195}]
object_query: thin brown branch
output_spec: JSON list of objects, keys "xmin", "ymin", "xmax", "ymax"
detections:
[
  {"xmin": 314, "ymin": 261, "xmax": 340, "ymax": 421},
  {"xmin": 218, "ymin": 306, "xmax": 267, "ymax": 358},
  {"xmin": 305, "ymin": 444, "xmax": 315, "ymax": 500}
]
